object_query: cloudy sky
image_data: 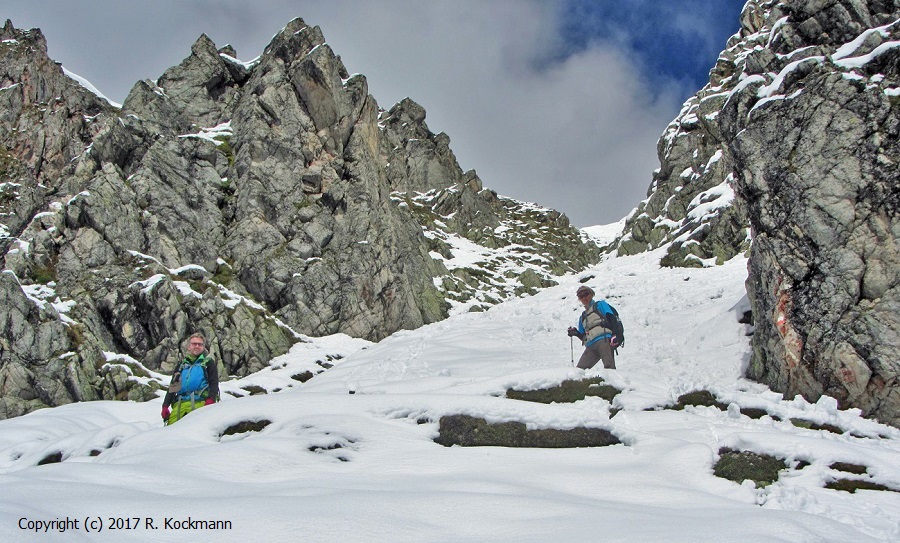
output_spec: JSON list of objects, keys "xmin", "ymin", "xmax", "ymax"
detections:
[{"xmin": 1, "ymin": 0, "xmax": 746, "ymax": 226}]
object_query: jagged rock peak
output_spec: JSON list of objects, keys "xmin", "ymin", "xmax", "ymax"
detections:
[
  {"xmin": 0, "ymin": 16, "xmax": 600, "ymax": 419},
  {"xmin": 1, "ymin": 19, "xmax": 47, "ymax": 52},
  {"xmin": 264, "ymin": 17, "xmax": 334, "ymax": 69},
  {"xmin": 378, "ymin": 97, "xmax": 466, "ymax": 193},
  {"xmin": 386, "ymin": 97, "xmax": 427, "ymax": 124}
]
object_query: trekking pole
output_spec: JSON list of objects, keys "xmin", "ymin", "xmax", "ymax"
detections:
[{"xmin": 570, "ymin": 336, "xmax": 574, "ymax": 366}]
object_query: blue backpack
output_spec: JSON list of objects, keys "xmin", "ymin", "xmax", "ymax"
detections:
[{"xmin": 178, "ymin": 356, "xmax": 210, "ymax": 399}]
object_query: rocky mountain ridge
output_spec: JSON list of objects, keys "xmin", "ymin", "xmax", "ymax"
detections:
[
  {"xmin": 0, "ymin": 18, "xmax": 598, "ymax": 419},
  {"xmin": 613, "ymin": 0, "xmax": 899, "ymax": 426},
  {"xmin": 3, "ymin": 1, "xmax": 898, "ymax": 428}
]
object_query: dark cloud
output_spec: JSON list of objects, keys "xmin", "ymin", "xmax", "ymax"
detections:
[{"xmin": 0, "ymin": 0, "xmax": 745, "ymax": 226}]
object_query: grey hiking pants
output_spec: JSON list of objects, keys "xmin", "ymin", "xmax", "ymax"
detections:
[{"xmin": 577, "ymin": 338, "xmax": 616, "ymax": 370}]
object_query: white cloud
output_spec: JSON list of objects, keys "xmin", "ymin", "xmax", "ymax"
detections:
[
  {"xmin": 1, "ymin": 0, "xmax": 688, "ymax": 226},
  {"xmin": 304, "ymin": 0, "xmax": 681, "ymax": 226}
]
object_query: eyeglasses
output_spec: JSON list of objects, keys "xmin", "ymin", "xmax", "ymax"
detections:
[
  {"xmin": 577, "ymin": 293, "xmax": 590, "ymax": 299},
  {"xmin": 189, "ymin": 341, "xmax": 205, "ymax": 346}
]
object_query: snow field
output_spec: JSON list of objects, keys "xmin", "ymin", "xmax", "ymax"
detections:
[{"xmin": 1, "ymin": 247, "xmax": 898, "ymax": 542}]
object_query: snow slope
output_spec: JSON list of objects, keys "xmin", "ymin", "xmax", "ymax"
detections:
[{"xmin": 1, "ymin": 242, "xmax": 898, "ymax": 543}]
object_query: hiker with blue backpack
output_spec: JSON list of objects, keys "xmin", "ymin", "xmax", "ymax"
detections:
[
  {"xmin": 567, "ymin": 285, "xmax": 623, "ymax": 370},
  {"xmin": 161, "ymin": 332, "xmax": 219, "ymax": 425}
]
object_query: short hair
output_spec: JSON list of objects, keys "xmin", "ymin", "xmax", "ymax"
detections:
[
  {"xmin": 183, "ymin": 332, "xmax": 207, "ymax": 350},
  {"xmin": 576, "ymin": 285, "xmax": 594, "ymax": 298}
]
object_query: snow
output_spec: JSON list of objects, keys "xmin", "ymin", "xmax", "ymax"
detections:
[
  {"xmin": 756, "ymin": 56, "xmax": 825, "ymax": 100},
  {"xmin": 216, "ymin": 283, "xmax": 266, "ymax": 311},
  {"xmin": 1, "ymin": 235, "xmax": 898, "ymax": 542},
  {"xmin": 398, "ymin": 188, "xmax": 581, "ymax": 314},
  {"xmin": 835, "ymin": 40, "xmax": 900, "ymax": 69},
  {"xmin": 728, "ymin": 74, "xmax": 767, "ymax": 101},
  {"xmin": 832, "ymin": 23, "xmax": 895, "ymax": 61},
  {"xmin": 67, "ymin": 191, "xmax": 91, "ymax": 205},
  {"xmin": 687, "ymin": 182, "xmax": 736, "ymax": 222},
  {"xmin": 178, "ymin": 122, "xmax": 233, "ymax": 145},
  {"xmin": 219, "ymin": 53, "xmax": 261, "ymax": 70},
  {"xmin": 767, "ymin": 16, "xmax": 790, "ymax": 48},
  {"xmin": 102, "ymin": 353, "xmax": 169, "ymax": 390},
  {"xmin": 168, "ymin": 264, "xmax": 207, "ymax": 276},
  {"xmin": 17, "ymin": 281, "xmax": 78, "ymax": 324},
  {"xmin": 705, "ymin": 149, "xmax": 723, "ymax": 168},
  {"xmin": 134, "ymin": 273, "xmax": 166, "ymax": 294},
  {"xmin": 172, "ymin": 281, "xmax": 202, "ymax": 300},
  {"xmin": 581, "ymin": 218, "xmax": 626, "ymax": 247},
  {"xmin": 61, "ymin": 67, "xmax": 122, "ymax": 109}
]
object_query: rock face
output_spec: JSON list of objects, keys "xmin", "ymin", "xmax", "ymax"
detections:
[
  {"xmin": 722, "ymin": 0, "xmax": 900, "ymax": 426},
  {"xmin": 611, "ymin": 23, "xmax": 753, "ymax": 267},
  {"xmin": 0, "ymin": 19, "xmax": 598, "ymax": 418},
  {"xmin": 614, "ymin": 1, "xmax": 899, "ymax": 426}
]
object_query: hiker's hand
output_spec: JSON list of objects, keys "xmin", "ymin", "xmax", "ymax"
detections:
[
  {"xmin": 161, "ymin": 406, "xmax": 170, "ymax": 420},
  {"xmin": 610, "ymin": 335, "xmax": 619, "ymax": 348},
  {"xmin": 567, "ymin": 327, "xmax": 579, "ymax": 337},
  {"xmin": 204, "ymin": 398, "xmax": 215, "ymax": 405}
]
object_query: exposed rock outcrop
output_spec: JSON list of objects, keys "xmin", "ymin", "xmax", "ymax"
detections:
[
  {"xmin": 721, "ymin": 0, "xmax": 900, "ymax": 426},
  {"xmin": 611, "ymin": 17, "xmax": 753, "ymax": 267},
  {"xmin": 0, "ymin": 18, "xmax": 599, "ymax": 418},
  {"xmin": 612, "ymin": 1, "xmax": 899, "ymax": 426}
]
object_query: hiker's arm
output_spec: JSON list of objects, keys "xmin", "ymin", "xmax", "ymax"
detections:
[
  {"xmin": 163, "ymin": 386, "xmax": 175, "ymax": 407},
  {"xmin": 163, "ymin": 368, "xmax": 181, "ymax": 408}
]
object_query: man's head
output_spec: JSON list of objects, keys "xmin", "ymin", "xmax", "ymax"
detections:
[
  {"xmin": 185, "ymin": 332, "xmax": 206, "ymax": 357},
  {"xmin": 576, "ymin": 285, "xmax": 594, "ymax": 307}
]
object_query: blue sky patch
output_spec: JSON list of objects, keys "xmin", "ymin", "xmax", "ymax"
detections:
[{"xmin": 553, "ymin": 0, "xmax": 746, "ymax": 98}]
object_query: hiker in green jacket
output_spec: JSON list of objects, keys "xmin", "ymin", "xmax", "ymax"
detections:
[{"xmin": 161, "ymin": 332, "xmax": 219, "ymax": 425}]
